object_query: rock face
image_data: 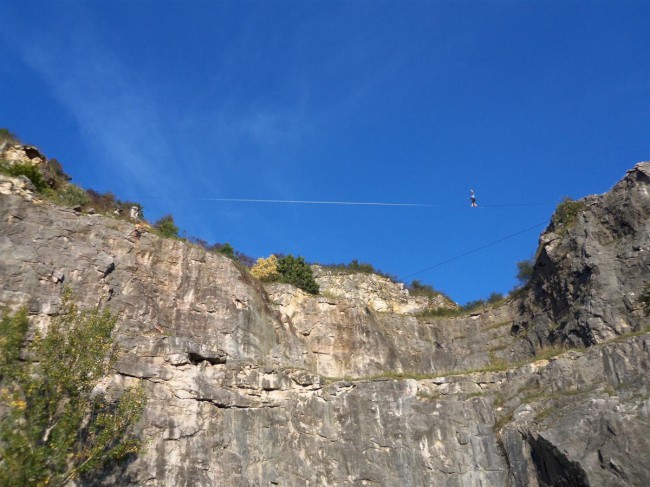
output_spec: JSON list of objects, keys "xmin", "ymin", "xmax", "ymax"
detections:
[
  {"xmin": 515, "ymin": 162, "xmax": 650, "ymax": 348},
  {"xmin": 0, "ymin": 160, "xmax": 648, "ymax": 486},
  {"xmin": 312, "ymin": 265, "xmax": 457, "ymax": 314},
  {"xmin": 0, "ymin": 143, "xmax": 47, "ymax": 168}
]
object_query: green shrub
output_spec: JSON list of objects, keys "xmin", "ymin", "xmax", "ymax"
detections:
[
  {"xmin": 43, "ymin": 183, "xmax": 90, "ymax": 207},
  {"xmin": 153, "ymin": 214, "xmax": 179, "ymax": 238},
  {"xmin": 0, "ymin": 290, "xmax": 145, "ymax": 486},
  {"xmin": 215, "ymin": 242, "xmax": 236, "ymax": 259},
  {"xmin": 516, "ymin": 258, "xmax": 535, "ymax": 287},
  {"xmin": 417, "ymin": 307, "xmax": 464, "ymax": 318},
  {"xmin": 463, "ymin": 299, "xmax": 487, "ymax": 311},
  {"xmin": 0, "ymin": 161, "xmax": 47, "ymax": 191},
  {"xmin": 408, "ymin": 280, "xmax": 445, "ymax": 299},
  {"xmin": 487, "ymin": 292, "xmax": 504, "ymax": 304},
  {"xmin": 554, "ymin": 197, "xmax": 586, "ymax": 230},
  {"xmin": 277, "ymin": 254, "xmax": 319, "ymax": 294},
  {"xmin": 322, "ymin": 259, "xmax": 398, "ymax": 282}
]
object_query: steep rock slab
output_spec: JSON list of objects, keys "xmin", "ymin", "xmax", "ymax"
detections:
[
  {"xmin": 0, "ymin": 193, "xmax": 303, "ymax": 366},
  {"xmin": 515, "ymin": 162, "xmax": 650, "ymax": 347},
  {"xmin": 267, "ymin": 282, "xmax": 518, "ymax": 377},
  {"xmin": 2, "ymin": 161, "xmax": 650, "ymax": 486}
]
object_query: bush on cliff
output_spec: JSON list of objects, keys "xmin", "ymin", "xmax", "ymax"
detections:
[
  {"xmin": 0, "ymin": 161, "xmax": 47, "ymax": 192},
  {"xmin": 408, "ymin": 280, "xmax": 443, "ymax": 299},
  {"xmin": 153, "ymin": 214, "xmax": 179, "ymax": 238},
  {"xmin": 214, "ymin": 242, "xmax": 236, "ymax": 259},
  {"xmin": 251, "ymin": 254, "xmax": 319, "ymax": 294},
  {"xmin": 251, "ymin": 254, "xmax": 280, "ymax": 281},
  {"xmin": 515, "ymin": 258, "xmax": 535, "ymax": 287},
  {"xmin": 0, "ymin": 290, "xmax": 145, "ymax": 486},
  {"xmin": 322, "ymin": 259, "xmax": 398, "ymax": 282},
  {"xmin": 277, "ymin": 255, "xmax": 319, "ymax": 294},
  {"xmin": 43, "ymin": 183, "xmax": 90, "ymax": 207},
  {"xmin": 554, "ymin": 197, "xmax": 586, "ymax": 231}
]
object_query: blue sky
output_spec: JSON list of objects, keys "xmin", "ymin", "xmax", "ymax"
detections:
[{"xmin": 2, "ymin": 0, "xmax": 648, "ymax": 304}]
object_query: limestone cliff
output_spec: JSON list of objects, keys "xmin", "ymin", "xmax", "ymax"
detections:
[{"xmin": 0, "ymin": 155, "xmax": 648, "ymax": 486}]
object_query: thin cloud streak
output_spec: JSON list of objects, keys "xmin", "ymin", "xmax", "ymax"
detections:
[{"xmin": 0, "ymin": 8, "xmax": 171, "ymax": 196}]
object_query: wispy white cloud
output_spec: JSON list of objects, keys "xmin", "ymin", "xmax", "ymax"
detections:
[
  {"xmin": 20, "ymin": 44, "xmax": 169, "ymax": 195},
  {"xmin": 1, "ymin": 8, "xmax": 171, "ymax": 198},
  {"xmin": 2, "ymin": 5, "xmax": 313, "ymax": 205}
]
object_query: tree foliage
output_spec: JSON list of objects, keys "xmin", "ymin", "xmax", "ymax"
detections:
[
  {"xmin": 251, "ymin": 255, "xmax": 280, "ymax": 282},
  {"xmin": 153, "ymin": 214, "xmax": 179, "ymax": 238},
  {"xmin": 0, "ymin": 291, "xmax": 145, "ymax": 486},
  {"xmin": 276, "ymin": 255, "xmax": 319, "ymax": 294},
  {"xmin": 43, "ymin": 183, "xmax": 90, "ymax": 207},
  {"xmin": 516, "ymin": 258, "xmax": 535, "ymax": 287},
  {"xmin": 408, "ymin": 280, "xmax": 442, "ymax": 299},
  {"xmin": 214, "ymin": 242, "xmax": 235, "ymax": 259},
  {"xmin": 323, "ymin": 259, "xmax": 397, "ymax": 282},
  {"xmin": 487, "ymin": 292, "xmax": 504, "ymax": 304}
]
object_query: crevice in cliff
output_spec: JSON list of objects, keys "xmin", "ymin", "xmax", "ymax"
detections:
[
  {"xmin": 527, "ymin": 433, "xmax": 590, "ymax": 487},
  {"xmin": 195, "ymin": 398, "xmax": 281, "ymax": 410},
  {"xmin": 187, "ymin": 353, "xmax": 226, "ymax": 366},
  {"xmin": 102, "ymin": 261, "xmax": 116, "ymax": 278}
]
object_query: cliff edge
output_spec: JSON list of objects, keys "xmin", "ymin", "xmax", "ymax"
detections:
[{"xmin": 0, "ymin": 158, "xmax": 648, "ymax": 486}]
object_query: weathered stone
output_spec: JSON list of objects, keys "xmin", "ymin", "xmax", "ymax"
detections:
[
  {"xmin": 515, "ymin": 162, "xmax": 650, "ymax": 348},
  {"xmin": 0, "ymin": 158, "xmax": 648, "ymax": 486}
]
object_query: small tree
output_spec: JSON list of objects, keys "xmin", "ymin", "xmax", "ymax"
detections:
[
  {"xmin": 516, "ymin": 258, "xmax": 535, "ymax": 287},
  {"xmin": 0, "ymin": 290, "xmax": 145, "ymax": 486},
  {"xmin": 251, "ymin": 255, "xmax": 280, "ymax": 281},
  {"xmin": 215, "ymin": 243, "xmax": 236, "ymax": 259},
  {"xmin": 487, "ymin": 292, "xmax": 504, "ymax": 304},
  {"xmin": 153, "ymin": 214, "xmax": 179, "ymax": 238},
  {"xmin": 277, "ymin": 255, "xmax": 319, "ymax": 294}
]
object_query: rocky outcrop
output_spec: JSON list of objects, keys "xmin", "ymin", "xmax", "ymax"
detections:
[
  {"xmin": 515, "ymin": 162, "xmax": 650, "ymax": 348},
  {"xmin": 0, "ymin": 158, "xmax": 648, "ymax": 486},
  {"xmin": 312, "ymin": 265, "xmax": 457, "ymax": 314},
  {"xmin": 0, "ymin": 144, "xmax": 47, "ymax": 167},
  {"xmin": 1, "ymin": 143, "xmax": 70, "ymax": 188},
  {"xmin": 0, "ymin": 174, "xmax": 38, "ymax": 199}
]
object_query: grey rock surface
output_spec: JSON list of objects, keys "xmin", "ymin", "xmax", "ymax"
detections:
[
  {"xmin": 515, "ymin": 162, "xmax": 650, "ymax": 348},
  {"xmin": 0, "ymin": 161, "xmax": 648, "ymax": 486}
]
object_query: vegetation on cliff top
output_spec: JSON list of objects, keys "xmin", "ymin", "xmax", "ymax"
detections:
[
  {"xmin": 321, "ymin": 259, "xmax": 398, "ymax": 282},
  {"xmin": 153, "ymin": 214, "xmax": 180, "ymax": 239},
  {"xmin": 0, "ymin": 290, "xmax": 145, "ymax": 486},
  {"xmin": 0, "ymin": 127, "xmax": 538, "ymax": 304},
  {"xmin": 553, "ymin": 197, "xmax": 586, "ymax": 233},
  {"xmin": 252, "ymin": 254, "xmax": 319, "ymax": 294},
  {"xmin": 0, "ymin": 161, "xmax": 48, "ymax": 192}
]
